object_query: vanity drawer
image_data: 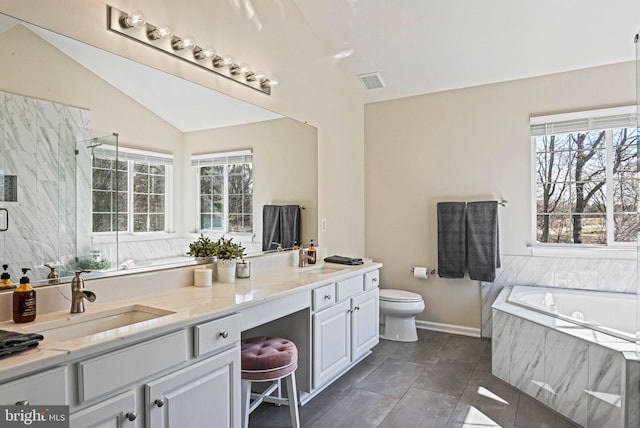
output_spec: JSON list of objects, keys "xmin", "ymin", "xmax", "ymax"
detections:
[
  {"xmin": 336, "ymin": 275, "xmax": 364, "ymax": 301},
  {"xmin": 313, "ymin": 283, "xmax": 336, "ymax": 311},
  {"xmin": 78, "ymin": 330, "xmax": 188, "ymax": 402},
  {"xmin": 194, "ymin": 313, "xmax": 241, "ymax": 357},
  {"xmin": 364, "ymin": 270, "xmax": 380, "ymax": 290},
  {"xmin": 0, "ymin": 366, "xmax": 67, "ymax": 405}
]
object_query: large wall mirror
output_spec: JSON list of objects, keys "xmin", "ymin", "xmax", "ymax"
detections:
[{"xmin": 0, "ymin": 12, "xmax": 318, "ymax": 285}]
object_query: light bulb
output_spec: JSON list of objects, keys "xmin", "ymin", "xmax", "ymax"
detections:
[
  {"xmin": 148, "ymin": 25, "xmax": 172, "ymax": 40},
  {"xmin": 194, "ymin": 47, "xmax": 215, "ymax": 60},
  {"xmin": 182, "ymin": 35, "xmax": 197, "ymax": 50},
  {"xmin": 222, "ymin": 55, "xmax": 235, "ymax": 67},
  {"xmin": 239, "ymin": 63, "xmax": 251, "ymax": 74},
  {"xmin": 120, "ymin": 9, "xmax": 146, "ymax": 29},
  {"xmin": 254, "ymin": 71, "xmax": 266, "ymax": 81}
]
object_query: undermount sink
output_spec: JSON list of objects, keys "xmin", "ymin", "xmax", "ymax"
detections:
[
  {"xmin": 300, "ymin": 265, "xmax": 348, "ymax": 275},
  {"xmin": 24, "ymin": 305, "xmax": 175, "ymax": 341}
]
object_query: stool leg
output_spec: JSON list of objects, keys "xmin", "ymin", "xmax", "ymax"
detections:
[
  {"xmin": 285, "ymin": 372, "xmax": 300, "ymax": 428},
  {"xmin": 241, "ymin": 379, "xmax": 252, "ymax": 428}
]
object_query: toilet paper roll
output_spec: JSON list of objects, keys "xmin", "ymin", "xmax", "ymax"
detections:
[
  {"xmin": 413, "ymin": 267, "xmax": 429, "ymax": 279},
  {"xmin": 194, "ymin": 267, "xmax": 213, "ymax": 287}
]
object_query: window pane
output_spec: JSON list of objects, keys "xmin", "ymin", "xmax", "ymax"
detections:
[
  {"xmin": 133, "ymin": 162, "xmax": 149, "ymax": 173},
  {"xmin": 93, "ymin": 191, "xmax": 112, "ymax": 212},
  {"xmin": 133, "ymin": 214, "xmax": 147, "ymax": 232},
  {"xmin": 150, "ymin": 164, "xmax": 165, "ymax": 175},
  {"xmin": 200, "ymin": 176, "xmax": 213, "ymax": 194},
  {"xmin": 211, "ymin": 214, "xmax": 223, "ymax": 229},
  {"xmin": 613, "ymin": 178, "xmax": 637, "ymax": 212},
  {"xmin": 574, "ymin": 214, "xmax": 606, "ymax": 244},
  {"xmin": 229, "ymin": 195, "xmax": 242, "ymax": 213},
  {"xmin": 200, "ymin": 195, "xmax": 212, "ymax": 212},
  {"xmin": 116, "ymin": 170, "xmax": 128, "ymax": 191},
  {"xmin": 117, "ymin": 192, "xmax": 128, "ymax": 212},
  {"xmin": 201, "ymin": 214, "xmax": 212, "ymax": 230},
  {"xmin": 93, "ymin": 214, "xmax": 112, "ymax": 232},
  {"xmin": 150, "ymin": 175, "xmax": 165, "ymax": 193},
  {"xmin": 117, "ymin": 214, "xmax": 128, "ymax": 232},
  {"xmin": 149, "ymin": 195, "xmax": 164, "ymax": 213},
  {"xmin": 133, "ymin": 174, "xmax": 149, "ymax": 192},
  {"xmin": 537, "ymin": 214, "xmax": 572, "ymax": 243},
  {"xmin": 614, "ymin": 213, "xmax": 638, "ymax": 242},
  {"xmin": 212, "ymin": 196, "xmax": 224, "ymax": 213},
  {"xmin": 149, "ymin": 214, "xmax": 164, "ymax": 231},
  {"xmin": 133, "ymin": 194, "xmax": 148, "ymax": 212},
  {"xmin": 93, "ymin": 169, "xmax": 112, "ymax": 190}
]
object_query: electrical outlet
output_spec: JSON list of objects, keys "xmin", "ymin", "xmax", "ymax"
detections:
[{"xmin": 321, "ymin": 218, "xmax": 327, "ymax": 232}]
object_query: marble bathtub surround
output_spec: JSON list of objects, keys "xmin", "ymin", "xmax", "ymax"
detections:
[{"xmin": 492, "ymin": 289, "xmax": 639, "ymax": 428}]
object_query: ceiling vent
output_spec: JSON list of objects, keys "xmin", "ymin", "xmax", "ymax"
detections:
[{"xmin": 357, "ymin": 72, "xmax": 385, "ymax": 90}]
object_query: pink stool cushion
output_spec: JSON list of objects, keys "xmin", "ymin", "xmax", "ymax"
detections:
[{"xmin": 241, "ymin": 336, "xmax": 298, "ymax": 381}]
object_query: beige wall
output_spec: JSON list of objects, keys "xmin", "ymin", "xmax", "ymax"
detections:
[
  {"xmin": 183, "ymin": 118, "xmax": 318, "ymax": 246},
  {"xmin": 0, "ymin": 0, "xmax": 365, "ymax": 257},
  {"xmin": 364, "ymin": 61, "xmax": 636, "ymax": 329}
]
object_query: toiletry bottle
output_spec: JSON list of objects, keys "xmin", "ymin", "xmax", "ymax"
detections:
[
  {"xmin": 13, "ymin": 268, "xmax": 36, "ymax": 323},
  {"xmin": 307, "ymin": 240, "xmax": 317, "ymax": 265},
  {"xmin": 0, "ymin": 264, "xmax": 16, "ymax": 290}
]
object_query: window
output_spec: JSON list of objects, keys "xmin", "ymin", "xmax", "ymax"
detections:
[
  {"xmin": 191, "ymin": 150, "xmax": 253, "ymax": 233},
  {"xmin": 92, "ymin": 146, "xmax": 173, "ymax": 233},
  {"xmin": 531, "ymin": 107, "xmax": 638, "ymax": 245}
]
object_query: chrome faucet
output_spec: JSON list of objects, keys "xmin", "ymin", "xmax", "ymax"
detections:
[
  {"xmin": 298, "ymin": 248, "xmax": 312, "ymax": 267},
  {"xmin": 71, "ymin": 270, "xmax": 96, "ymax": 314},
  {"xmin": 271, "ymin": 242, "xmax": 283, "ymax": 252}
]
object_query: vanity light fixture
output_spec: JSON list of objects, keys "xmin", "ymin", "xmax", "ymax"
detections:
[{"xmin": 107, "ymin": 5, "xmax": 274, "ymax": 95}]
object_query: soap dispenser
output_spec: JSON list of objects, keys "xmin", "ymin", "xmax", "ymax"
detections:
[
  {"xmin": 307, "ymin": 240, "xmax": 317, "ymax": 265},
  {"xmin": 0, "ymin": 264, "xmax": 16, "ymax": 290},
  {"xmin": 13, "ymin": 268, "xmax": 36, "ymax": 323}
]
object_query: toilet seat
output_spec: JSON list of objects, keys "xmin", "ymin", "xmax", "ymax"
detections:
[{"xmin": 379, "ymin": 289, "xmax": 423, "ymax": 303}]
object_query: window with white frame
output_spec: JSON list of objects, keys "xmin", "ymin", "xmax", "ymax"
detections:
[
  {"xmin": 191, "ymin": 150, "xmax": 253, "ymax": 233},
  {"xmin": 531, "ymin": 106, "xmax": 638, "ymax": 245},
  {"xmin": 92, "ymin": 146, "xmax": 173, "ymax": 233}
]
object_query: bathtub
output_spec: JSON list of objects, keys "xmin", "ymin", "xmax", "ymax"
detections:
[
  {"xmin": 507, "ymin": 285, "xmax": 637, "ymax": 342},
  {"xmin": 492, "ymin": 286, "xmax": 640, "ymax": 428}
]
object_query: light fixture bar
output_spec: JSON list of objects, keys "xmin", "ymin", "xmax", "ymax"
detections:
[{"xmin": 107, "ymin": 5, "xmax": 272, "ymax": 95}]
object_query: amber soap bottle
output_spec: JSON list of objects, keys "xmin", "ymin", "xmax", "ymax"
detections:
[
  {"xmin": 307, "ymin": 239, "xmax": 317, "ymax": 265},
  {"xmin": 0, "ymin": 264, "xmax": 16, "ymax": 290},
  {"xmin": 13, "ymin": 268, "xmax": 36, "ymax": 323}
]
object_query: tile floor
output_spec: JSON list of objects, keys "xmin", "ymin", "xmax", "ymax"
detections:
[{"xmin": 249, "ymin": 329, "xmax": 582, "ymax": 428}]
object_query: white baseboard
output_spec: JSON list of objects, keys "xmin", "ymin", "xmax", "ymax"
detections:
[{"xmin": 416, "ymin": 320, "xmax": 481, "ymax": 338}]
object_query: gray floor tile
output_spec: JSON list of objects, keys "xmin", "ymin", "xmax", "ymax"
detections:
[
  {"xmin": 412, "ymin": 358, "xmax": 475, "ymax": 397},
  {"xmin": 249, "ymin": 393, "xmax": 339, "ymax": 428},
  {"xmin": 391, "ymin": 330, "xmax": 450, "ymax": 364},
  {"xmin": 357, "ymin": 358, "xmax": 426, "ymax": 398},
  {"xmin": 449, "ymin": 382, "xmax": 520, "ymax": 428},
  {"xmin": 439, "ymin": 335, "xmax": 489, "ymax": 365},
  {"xmin": 320, "ymin": 361, "xmax": 378, "ymax": 399},
  {"xmin": 309, "ymin": 388, "xmax": 398, "ymax": 428},
  {"xmin": 364, "ymin": 338, "xmax": 403, "ymax": 366},
  {"xmin": 514, "ymin": 393, "xmax": 556, "ymax": 428},
  {"xmin": 466, "ymin": 368, "xmax": 521, "ymax": 395},
  {"xmin": 378, "ymin": 387, "xmax": 457, "ymax": 428}
]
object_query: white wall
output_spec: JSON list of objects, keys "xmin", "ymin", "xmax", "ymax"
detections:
[
  {"xmin": 0, "ymin": 0, "xmax": 366, "ymax": 257},
  {"xmin": 364, "ymin": 61, "xmax": 636, "ymax": 330}
]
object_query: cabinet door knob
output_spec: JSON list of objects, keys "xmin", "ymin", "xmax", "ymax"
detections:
[
  {"xmin": 15, "ymin": 400, "xmax": 29, "ymax": 406},
  {"xmin": 219, "ymin": 331, "xmax": 229, "ymax": 339},
  {"xmin": 372, "ymin": 278, "xmax": 378, "ymax": 282},
  {"xmin": 324, "ymin": 294, "xmax": 332, "ymax": 300},
  {"xmin": 155, "ymin": 398, "xmax": 165, "ymax": 407},
  {"xmin": 355, "ymin": 306, "xmax": 360, "ymax": 311},
  {"xmin": 125, "ymin": 411, "xmax": 137, "ymax": 421},
  {"xmin": 347, "ymin": 309, "xmax": 353, "ymax": 314}
]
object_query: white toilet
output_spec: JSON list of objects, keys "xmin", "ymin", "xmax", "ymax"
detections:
[{"xmin": 379, "ymin": 289, "xmax": 425, "ymax": 342}]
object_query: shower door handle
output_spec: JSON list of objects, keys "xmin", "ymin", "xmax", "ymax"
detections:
[{"xmin": 0, "ymin": 208, "xmax": 7, "ymax": 231}]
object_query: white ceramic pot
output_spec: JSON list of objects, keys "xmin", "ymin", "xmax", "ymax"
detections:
[{"xmin": 216, "ymin": 259, "xmax": 237, "ymax": 283}]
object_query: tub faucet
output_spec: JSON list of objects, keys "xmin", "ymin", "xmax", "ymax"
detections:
[
  {"xmin": 71, "ymin": 270, "xmax": 96, "ymax": 314},
  {"xmin": 298, "ymin": 248, "xmax": 312, "ymax": 267}
]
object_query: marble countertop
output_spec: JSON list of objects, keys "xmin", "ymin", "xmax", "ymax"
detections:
[{"xmin": 0, "ymin": 261, "xmax": 382, "ymax": 382}]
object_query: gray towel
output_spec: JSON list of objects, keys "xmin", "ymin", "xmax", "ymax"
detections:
[
  {"xmin": 466, "ymin": 201, "xmax": 500, "ymax": 282},
  {"xmin": 279, "ymin": 205, "xmax": 301, "ymax": 249},
  {"xmin": 437, "ymin": 202, "xmax": 466, "ymax": 278},
  {"xmin": 262, "ymin": 205, "xmax": 281, "ymax": 251}
]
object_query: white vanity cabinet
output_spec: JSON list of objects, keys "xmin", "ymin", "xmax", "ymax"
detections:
[
  {"xmin": 0, "ymin": 365, "xmax": 67, "ymax": 406},
  {"xmin": 145, "ymin": 346, "xmax": 240, "ymax": 428},
  {"xmin": 312, "ymin": 270, "xmax": 380, "ymax": 388},
  {"xmin": 65, "ymin": 313, "xmax": 241, "ymax": 428}
]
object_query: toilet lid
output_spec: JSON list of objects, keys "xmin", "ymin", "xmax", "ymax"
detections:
[{"xmin": 379, "ymin": 289, "xmax": 423, "ymax": 303}]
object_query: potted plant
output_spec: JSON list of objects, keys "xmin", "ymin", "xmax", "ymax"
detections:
[
  {"xmin": 211, "ymin": 236, "xmax": 245, "ymax": 283},
  {"xmin": 187, "ymin": 234, "xmax": 217, "ymax": 262}
]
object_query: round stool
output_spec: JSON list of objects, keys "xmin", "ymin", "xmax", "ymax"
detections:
[{"xmin": 240, "ymin": 336, "xmax": 300, "ymax": 428}]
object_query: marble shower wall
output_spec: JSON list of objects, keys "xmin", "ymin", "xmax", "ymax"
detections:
[
  {"xmin": 481, "ymin": 254, "xmax": 637, "ymax": 337},
  {"xmin": 0, "ymin": 90, "xmax": 90, "ymax": 281}
]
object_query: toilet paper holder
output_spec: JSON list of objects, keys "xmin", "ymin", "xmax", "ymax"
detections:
[{"xmin": 411, "ymin": 267, "xmax": 436, "ymax": 274}]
